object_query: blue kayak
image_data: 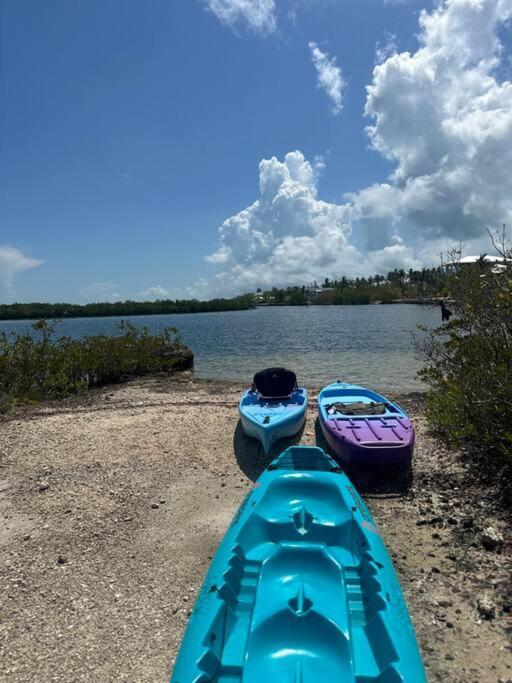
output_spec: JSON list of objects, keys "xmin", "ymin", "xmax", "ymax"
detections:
[
  {"xmin": 170, "ymin": 445, "xmax": 426, "ymax": 682},
  {"xmin": 239, "ymin": 368, "xmax": 307, "ymax": 454}
]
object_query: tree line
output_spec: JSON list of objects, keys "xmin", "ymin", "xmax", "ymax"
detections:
[
  {"xmin": 0, "ymin": 267, "xmax": 449, "ymax": 320},
  {"xmin": 0, "ymin": 294, "xmax": 255, "ymax": 321},
  {"xmin": 257, "ymin": 267, "xmax": 448, "ymax": 306}
]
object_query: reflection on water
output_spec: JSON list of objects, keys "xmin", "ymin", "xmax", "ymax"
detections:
[{"xmin": 0, "ymin": 304, "xmax": 440, "ymax": 392}]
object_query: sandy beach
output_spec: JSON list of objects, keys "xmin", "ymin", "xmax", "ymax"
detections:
[{"xmin": 1, "ymin": 373, "xmax": 511, "ymax": 682}]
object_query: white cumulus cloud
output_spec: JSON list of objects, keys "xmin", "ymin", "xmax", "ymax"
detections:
[
  {"xmin": 309, "ymin": 42, "xmax": 345, "ymax": 114},
  {"xmin": 203, "ymin": 0, "xmax": 512, "ymax": 294},
  {"xmin": 355, "ymin": 0, "xmax": 512, "ymax": 251},
  {"xmin": 138, "ymin": 285, "xmax": 171, "ymax": 300},
  {"xmin": 204, "ymin": 0, "xmax": 276, "ymax": 33},
  {"xmin": 0, "ymin": 245, "xmax": 44, "ymax": 292},
  {"xmin": 206, "ymin": 151, "xmax": 362, "ymax": 292}
]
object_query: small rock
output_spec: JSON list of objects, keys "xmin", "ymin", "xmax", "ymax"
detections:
[
  {"xmin": 430, "ymin": 516, "xmax": 444, "ymax": 526},
  {"xmin": 38, "ymin": 482, "xmax": 49, "ymax": 492},
  {"xmin": 438, "ymin": 598, "xmax": 453, "ymax": 608},
  {"xmin": 481, "ymin": 526, "xmax": 504, "ymax": 551},
  {"xmin": 57, "ymin": 555, "xmax": 67, "ymax": 565},
  {"xmin": 150, "ymin": 503, "xmax": 159, "ymax": 510},
  {"xmin": 462, "ymin": 516, "xmax": 474, "ymax": 529},
  {"xmin": 159, "ymin": 499, "xmax": 166, "ymax": 505},
  {"xmin": 445, "ymin": 653, "xmax": 454, "ymax": 661},
  {"xmin": 477, "ymin": 594, "xmax": 496, "ymax": 620}
]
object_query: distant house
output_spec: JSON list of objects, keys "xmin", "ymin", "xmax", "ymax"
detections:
[{"xmin": 447, "ymin": 254, "xmax": 507, "ymax": 273}]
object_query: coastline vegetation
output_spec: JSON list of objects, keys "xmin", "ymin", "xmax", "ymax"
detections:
[
  {"xmin": 0, "ymin": 294, "xmax": 255, "ymax": 321},
  {"xmin": 258, "ymin": 267, "xmax": 448, "ymax": 306},
  {"xmin": 0, "ymin": 267, "xmax": 448, "ymax": 320},
  {"xmin": 0, "ymin": 320, "xmax": 193, "ymax": 412},
  {"xmin": 417, "ymin": 237, "xmax": 512, "ymax": 469}
]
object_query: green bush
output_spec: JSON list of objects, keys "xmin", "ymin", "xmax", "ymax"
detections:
[
  {"xmin": 0, "ymin": 320, "xmax": 193, "ymax": 411},
  {"xmin": 417, "ymin": 246, "xmax": 512, "ymax": 464}
]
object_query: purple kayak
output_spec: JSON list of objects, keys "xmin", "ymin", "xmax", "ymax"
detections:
[{"xmin": 317, "ymin": 381, "xmax": 414, "ymax": 466}]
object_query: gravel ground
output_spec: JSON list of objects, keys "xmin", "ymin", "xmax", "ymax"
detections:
[{"xmin": 1, "ymin": 373, "xmax": 511, "ymax": 682}]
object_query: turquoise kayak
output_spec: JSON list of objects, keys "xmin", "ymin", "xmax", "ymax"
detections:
[
  {"xmin": 239, "ymin": 368, "xmax": 307, "ymax": 454},
  {"xmin": 170, "ymin": 445, "xmax": 426, "ymax": 682}
]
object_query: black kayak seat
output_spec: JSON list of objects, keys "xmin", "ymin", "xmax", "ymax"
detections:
[{"xmin": 252, "ymin": 367, "xmax": 298, "ymax": 400}]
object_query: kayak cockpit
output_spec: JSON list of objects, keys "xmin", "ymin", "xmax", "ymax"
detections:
[
  {"xmin": 171, "ymin": 447, "xmax": 426, "ymax": 682},
  {"xmin": 318, "ymin": 383, "xmax": 405, "ymax": 421}
]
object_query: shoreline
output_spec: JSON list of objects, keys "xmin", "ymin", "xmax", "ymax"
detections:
[
  {"xmin": 1, "ymin": 374, "xmax": 510, "ymax": 681},
  {"xmin": 0, "ymin": 299, "xmax": 442, "ymax": 323}
]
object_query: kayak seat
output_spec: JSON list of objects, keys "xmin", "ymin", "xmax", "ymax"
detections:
[
  {"xmin": 234, "ymin": 474, "xmax": 355, "ymax": 564},
  {"xmin": 252, "ymin": 473, "xmax": 352, "ymax": 526},
  {"xmin": 252, "ymin": 367, "xmax": 297, "ymax": 400},
  {"xmin": 242, "ymin": 544, "xmax": 355, "ymax": 683}
]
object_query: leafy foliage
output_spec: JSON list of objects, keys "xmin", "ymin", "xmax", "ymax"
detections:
[
  {"xmin": 417, "ymin": 244, "xmax": 512, "ymax": 464},
  {"xmin": 0, "ymin": 320, "xmax": 193, "ymax": 411}
]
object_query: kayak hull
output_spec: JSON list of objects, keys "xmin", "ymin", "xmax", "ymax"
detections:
[
  {"xmin": 318, "ymin": 382, "xmax": 415, "ymax": 466},
  {"xmin": 239, "ymin": 388, "xmax": 307, "ymax": 454},
  {"xmin": 170, "ymin": 445, "xmax": 426, "ymax": 682}
]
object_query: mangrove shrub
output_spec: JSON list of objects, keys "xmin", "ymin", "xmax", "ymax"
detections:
[
  {"xmin": 0, "ymin": 320, "xmax": 193, "ymax": 411},
  {"xmin": 417, "ymin": 244, "xmax": 512, "ymax": 464}
]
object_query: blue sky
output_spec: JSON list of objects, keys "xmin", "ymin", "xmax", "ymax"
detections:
[{"xmin": 1, "ymin": 0, "xmax": 511, "ymax": 302}]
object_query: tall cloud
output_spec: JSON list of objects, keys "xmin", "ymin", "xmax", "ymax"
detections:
[
  {"xmin": 0, "ymin": 245, "xmax": 43, "ymax": 292},
  {"xmin": 356, "ymin": 0, "xmax": 512, "ymax": 250},
  {"xmin": 205, "ymin": 151, "xmax": 417, "ymax": 292},
  {"xmin": 203, "ymin": 0, "xmax": 276, "ymax": 33},
  {"xmin": 205, "ymin": 0, "xmax": 512, "ymax": 293},
  {"xmin": 309, "ymin": 42, "xmax": 345, "ymax": 114}
]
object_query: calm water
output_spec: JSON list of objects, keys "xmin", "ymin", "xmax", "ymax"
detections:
[{"xmin": 0, "ymin": 305, "xmax": 440, "ymax": 392}]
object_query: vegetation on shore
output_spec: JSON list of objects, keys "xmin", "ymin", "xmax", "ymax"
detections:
[
  {"xmin": 256, "ymin": 266, "xmax": 448, "ymax": 305},
  {"xmin": 0, "ymin": 294, "xmax": 254, "ymax": 321},
  {"xmin": 0, "ymin": 320, "xmax": 193, "ymax": 412},
  {"xmin": 0, "ymin": 267, "xmax": 449, "ymax": 320},
  {"xmin": 417, "ymin": 237, "xmax": 512, "ymax": 468}
]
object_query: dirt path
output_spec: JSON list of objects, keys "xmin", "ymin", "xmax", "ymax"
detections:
[{"xmin": 1, "ymin": 374, "xmax": 510, "ymax": 682}]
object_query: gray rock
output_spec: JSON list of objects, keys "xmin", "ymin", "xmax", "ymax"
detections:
[
  {"xmin": 481, "ymin": 526, "xmax": 504, "ymax": 551},
  {"xmin": 477, "ymin": 594, "xmax": 496, "ymax": 620}
]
